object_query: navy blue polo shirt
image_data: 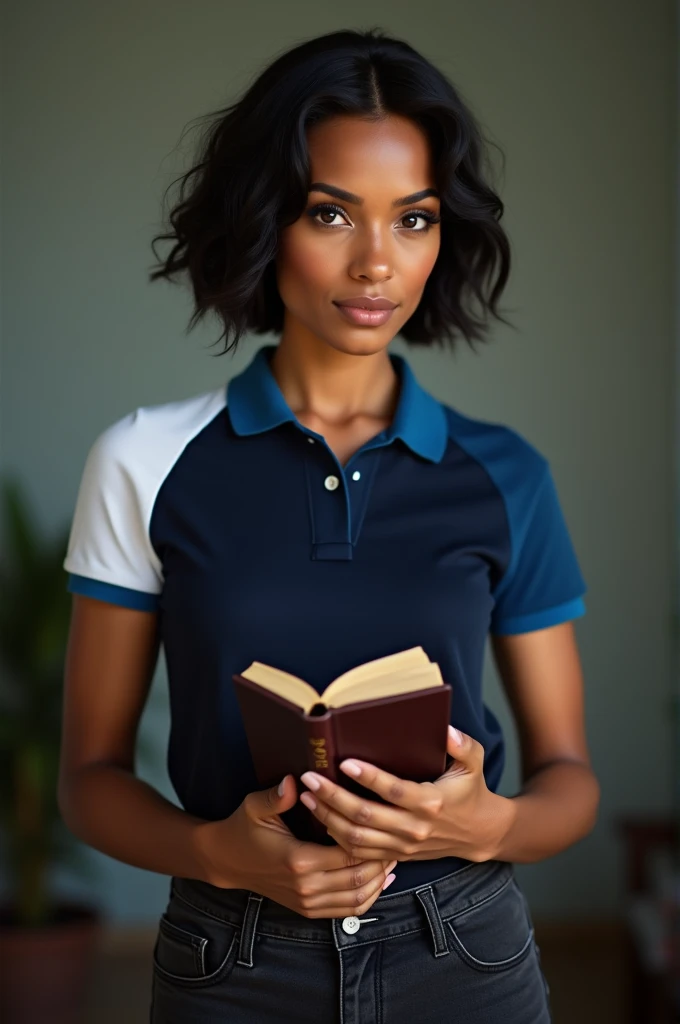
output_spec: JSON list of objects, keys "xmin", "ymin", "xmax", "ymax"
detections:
[{"xmin": 64, "ymin": 343, "xmax": 587, "ymax": 893}]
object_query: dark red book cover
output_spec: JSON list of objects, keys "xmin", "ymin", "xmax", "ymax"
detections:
[{"xmin": 233, "ymin": 673, "xmax": 452, "ymax": 844}]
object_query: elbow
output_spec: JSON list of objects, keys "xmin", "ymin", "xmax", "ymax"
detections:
[{"xmin": 582, "ymin": 769, "xmax": 601, "ymax": 838}]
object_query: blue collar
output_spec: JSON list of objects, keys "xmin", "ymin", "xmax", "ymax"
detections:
[{"xmin": 226, "ymin": 344, "xmax": 448, "ymax": 464}]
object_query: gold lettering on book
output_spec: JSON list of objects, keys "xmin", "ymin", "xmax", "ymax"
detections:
[{"xmin": 309, "ymin": 737, "xmax": 328, "ymax": 769}]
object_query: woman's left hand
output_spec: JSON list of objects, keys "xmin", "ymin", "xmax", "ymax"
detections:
[{"xmin": 299, "ymin": 725, "xmax": 513, "ymax": 863}]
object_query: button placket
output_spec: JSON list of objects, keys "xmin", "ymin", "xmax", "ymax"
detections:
[
  {"xmin": 303, "ymin": 442, "xmax": 352, "ymax": 560},
  {"xmin": 302, "ymin": 432, "xmax": 383, "ymax": 560}
]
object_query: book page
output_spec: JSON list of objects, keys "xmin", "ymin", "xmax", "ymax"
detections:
[
  {"xmin": 239, "ymin": 662, "xmax": 321, "ymax": 712},
  {"xmin": 321, "ymin": 646, "xmax": 430, "ymax": 702},
  {"xmin": 324, "ymin": 660, "xmax": 443, "ymax": 708}
]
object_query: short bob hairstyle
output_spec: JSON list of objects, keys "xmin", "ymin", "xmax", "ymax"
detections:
[{"xmin": 149, "ymin": 28, "xmax": 513, "ymax": 354}]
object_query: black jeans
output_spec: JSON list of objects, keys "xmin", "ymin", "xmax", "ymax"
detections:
[{"xmin": 150, "ymin": 858, "xmax": 552, "ymax": 1023}]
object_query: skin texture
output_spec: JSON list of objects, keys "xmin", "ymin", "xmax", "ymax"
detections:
[
  {"xmin": 272, "ymin": 114, "xmax": 441, "ymax": 467},
  {"xmin": 58, "ymin": 113, "xmax": 599, "ymax": 920}
]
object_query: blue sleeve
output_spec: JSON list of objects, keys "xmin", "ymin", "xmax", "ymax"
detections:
[{"xmin": 490, "ymin": 465, "xmax": 587, "ymax": 635}]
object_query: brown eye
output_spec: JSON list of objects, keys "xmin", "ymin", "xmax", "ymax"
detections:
[
  {"xmin": 306, "ymin": 203, "xmax": 350, "ymax": 228},
  {"xmin": 399, "ymin": 210, "xmax": 441, "ymax": 232}
]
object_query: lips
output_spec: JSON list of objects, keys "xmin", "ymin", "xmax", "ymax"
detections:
[
  {"xmin": 333, "ymin": 299, "xmax": 397, "ymax": 328},
  {"xmin": 334, "ymin": 296, "xmax": 398, "ymax": 310}
]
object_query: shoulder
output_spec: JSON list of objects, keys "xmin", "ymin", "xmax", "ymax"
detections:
[
  {"xmin": 440, "ymin": 402, "xmax": 549, "ymax": 499},
  {"xmin": 64, "ymin": 384, "xmax": 228, "ymax": 601},
  {"xmin": 85, "ymin": 384, "xmax": 228, "ymax": 477}
]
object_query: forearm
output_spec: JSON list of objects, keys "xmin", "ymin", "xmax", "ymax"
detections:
[
  {"xmin": 486, "ymin": 760, "xmax": 600, "ymax": 863},
  {"xmin": 59, "ymin": 764, "xmax": 211, "ymax": 881}
]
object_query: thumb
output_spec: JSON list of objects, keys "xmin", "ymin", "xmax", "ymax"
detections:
[
  {"xmin": 261, "ymin": 773, "xmax": 298, "ymax": 816},
  {"xmin": 444, "ymin": 725, "xmax": 474, "ymax": 773}
]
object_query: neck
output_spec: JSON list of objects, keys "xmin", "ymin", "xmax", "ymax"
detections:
[{"xmin": 269, "ymin": 325, "xmax": 400, "ymax": 429}]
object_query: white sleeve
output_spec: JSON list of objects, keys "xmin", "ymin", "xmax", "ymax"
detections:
[{"xmin": 63, "ymin": 414, "xmax": 163, "ymax": 611}]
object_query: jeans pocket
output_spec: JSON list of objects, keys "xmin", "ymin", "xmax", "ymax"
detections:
[
  {"xmin": 445, "ymin": 874, "xmax": 534, "ymax": 973},
  {"xmin": 152, "ymin": 891, "xmax": 239, "ymax": 988}
]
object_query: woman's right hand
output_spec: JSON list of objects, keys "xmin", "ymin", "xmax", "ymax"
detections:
[{"xmin": 193, "ymin": 774, "xmax": 397, "ymax": 919}]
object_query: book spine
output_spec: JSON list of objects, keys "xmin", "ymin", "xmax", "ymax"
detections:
[
  {"xmin": 298, "ymin": 713, "xmax": 336, "ymax": 844},
  {"xmin": 304, "ymin": 712, "xmax": 337, "ymax": 783}
]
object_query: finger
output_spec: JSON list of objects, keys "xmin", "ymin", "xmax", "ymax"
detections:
[
  {"xmin": 309, "ymin": 799, "xmax": 410, "ymax": 856},
  {"xmin": 325, "ymin": 825, "xmax": 406, "ymax": 863},
  {"xmin": 318, "ymin": 857, "xmax": 398, "ymax": 895},
  {"xmin": 443, "ymin": 725, "xmax": 483, "ymax": 774},
  {"xmin": 287, "ymin": 839, "xmax": 367, "ymax": 874},
  {"xmin": 300, "ymin": 773, "xmax": 427, "ymax": 834},
  {"xmin": 298, "ymin": 862, "xmax": 394, "ymax": 914},
  {"xmin": 323, "ymin": 761, "xmax": 430, "ymax": 810}
]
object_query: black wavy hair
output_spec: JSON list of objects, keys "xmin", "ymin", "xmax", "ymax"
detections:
[{"xmin": 149, "ymin": 28, "xmax": 514, "ymax": 354}]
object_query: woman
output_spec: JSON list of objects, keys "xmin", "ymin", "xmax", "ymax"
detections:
[{"xmin": 58, "ymin": 28, "xmax": 599, "ymax": 1023}]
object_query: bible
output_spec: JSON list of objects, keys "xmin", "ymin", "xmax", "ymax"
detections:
[{"xmin": 233, "ymin": 646, "xmax": 452, "ymax": 844}]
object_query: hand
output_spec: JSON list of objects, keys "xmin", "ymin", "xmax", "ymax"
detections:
[
  {"xmin": 193, "ymin": 774, "xmax": 398, "ymax": 919},
  {"xmin": 299, "ymin": 725, "xmax": 513, "ymax": 863}
]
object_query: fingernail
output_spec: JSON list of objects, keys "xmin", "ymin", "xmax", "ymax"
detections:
[
  {"xmin": 387, "ymin": 860, "xmax": 398, "ymax": 873},
  {"xmin": 278, "ymin": 776, "xmax": 287, "ymax": 796},
  {"xmin": 340, "ymin": 759, "xmax": 362, "ymax": 777},
  {"xmin": 448, "ymin": 725, "xmax": 462, "ymax": 743},
  {"xmin": 300, "ymin": 792, "xmax": 317, "ymax": 811},
  {"xmin": 301, "ymin": 772, "xmax": 321, "ymax": 791},
  {"xmin": 382, "ymin": 873, "xmax": 396, "ymax": 890}
]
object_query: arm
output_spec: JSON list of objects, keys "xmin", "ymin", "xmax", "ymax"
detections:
[
  {"xmin": 57, "ymin": 594, "xmax": 211, "ymax": 880},
  {"xmin": 58, "ymin": 594, "xmax": 396, "ymax": 914},
  {"xmin": 485, "ymin": 619, "xmax": 600, "ymax": 862}
]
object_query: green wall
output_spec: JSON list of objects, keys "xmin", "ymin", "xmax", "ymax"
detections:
[{"xmin": 1, "ymin": 0, "xmax": 676, "ymax": 921}]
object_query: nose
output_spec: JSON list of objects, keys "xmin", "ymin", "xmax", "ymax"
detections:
[{"xmin": 346, "ymin": 226, "xmax": 394, "ymax": 284}]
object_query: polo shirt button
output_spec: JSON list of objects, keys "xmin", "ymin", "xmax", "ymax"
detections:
[
  {"xmin": 324, "ymin": 475, "xmax": 340, "ymax": 491},
  {"xmin": 352, "ymin": 471, "xmax": 361, "ymax": 481},
  {"xmin": 307, "ymin": 437, "xmax": 315, "ymax": 444},
  {"xmin": 341, "ymin": 915, "xmax": 360, "ymax": 934}
]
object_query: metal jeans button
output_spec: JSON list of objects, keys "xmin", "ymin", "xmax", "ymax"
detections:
[{"xmin": 341, "ymin": 915, "xmax": 361, "ymax": 934}]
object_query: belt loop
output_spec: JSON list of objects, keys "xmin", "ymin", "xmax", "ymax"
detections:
[
  {"xmin": 415, "ymin": 885, "xmax": 450, "ymax": 958},
  {"xmin": 236, "ymin": 892, "xmax": 263, "ymax": 968}
]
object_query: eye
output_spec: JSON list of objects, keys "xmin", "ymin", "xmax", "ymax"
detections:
[
  {"xmin": 305, "ymin": 203, "xmax": 441, "ymax": 232},
  {"xmin": 307, "ymin": 203, "xmax": 351, "ymax": 228},
  {"xmin": 399, "ymin": 210, "xmax": 441, "ymax": 232}
]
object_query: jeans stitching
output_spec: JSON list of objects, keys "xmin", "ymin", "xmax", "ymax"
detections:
[
  {"xmin": 158, "ymin": 914, "xmax": 209, "ymax": 976},
  {"xmin": 172, "ymin": 887, "xmax": 242, "ymax": 926},
  {"xmin": 237, "ymin": 893, "xmax": 263, "ymax": 968},
  {"xmin": 153, "ymin": 930, "xmax": 238, "ymax": 987},
  {"xmin": 338, "ymin": 946, "xmax": 345, "ymax": 1024},
  {"xmin": 375, "ymin": 935, "xmax": 383, "ymax": 1024},
  {"xmin": 256, "ymin": 930, "xmax": 333, "ymax": 945},
  {"xmin": 415, "ymin": 886, "xmax": 450, "ymax": 958},
  {"xmin": 330, "ymin": 925, "xmax": 427, "ymax": 949},
  {"xmin": 446, "ymin": 920, "xmax": 535, "ymax": 971},
  {"xmin": 374, "ymin": 857, "xmax": 495, "ymax": 903},
  {"xmin": 441, "ymin": 872, "xmax": 514, "ymax": 925}
]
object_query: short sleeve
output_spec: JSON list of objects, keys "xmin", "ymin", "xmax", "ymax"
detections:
[
  {"xmin": 489, "ymin": 464, "xmax": 587, "ymax": 635},
  {"xmin": 63, "ymin": 421, "xmax": 163, "ymax": 611}
]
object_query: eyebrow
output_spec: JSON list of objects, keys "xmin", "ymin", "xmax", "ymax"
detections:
[{"xmin": 308, "ymin": 182, "xmax": 440, "ymax": 207}]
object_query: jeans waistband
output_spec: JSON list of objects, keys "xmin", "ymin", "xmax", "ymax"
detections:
[{"xmin": 170, "ymin": 858, "xmax": 515, "ymax": 958}]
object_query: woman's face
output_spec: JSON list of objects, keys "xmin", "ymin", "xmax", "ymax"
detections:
[{"xmin": 276, "ymin": 114, "xmax": 441, "ymax": 357}]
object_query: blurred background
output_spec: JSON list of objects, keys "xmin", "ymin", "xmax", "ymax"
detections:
[{"xmin": 0, "ymin": 0, "xmax": 677, "ymax": 1021}]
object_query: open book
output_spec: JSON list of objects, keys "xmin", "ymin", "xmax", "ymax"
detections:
[{"xmin": 233, "ymin": 647, "xmax": 452, "ymax": 844}]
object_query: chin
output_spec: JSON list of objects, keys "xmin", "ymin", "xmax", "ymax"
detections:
[{"xmin": 318, "ymin": 327, "xmax": 398, "ymax": 358}]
